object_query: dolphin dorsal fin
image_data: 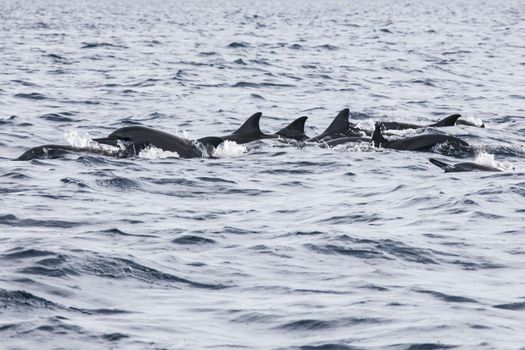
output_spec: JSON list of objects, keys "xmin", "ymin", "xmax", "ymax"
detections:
[
  {"xmin": 432, "ymin": 114, "xmax": 461, "ymax": 127},
  {"xmin": 372, "ymin": 123, "xmax": 388, "ymax": 147},
  {"xmin": 322, "ymin": 108, "xmax": 350, "ymax": 134},
  {"xmin": 276, "ymin": 116, "xmax": 308, "ymax": 141},
  {"xmin": 232, "ymin": 112, "xmax": 263, "ymax": 136}
]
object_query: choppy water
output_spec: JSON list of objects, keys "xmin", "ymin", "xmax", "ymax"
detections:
[{"xmin": 1, "ymin": 0, "xmax": 525, "ymax": 349}]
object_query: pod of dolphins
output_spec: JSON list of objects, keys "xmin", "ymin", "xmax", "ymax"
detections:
[{"xmin": 17, "ymin": 108, "xmax": 500, "ymax": 172}]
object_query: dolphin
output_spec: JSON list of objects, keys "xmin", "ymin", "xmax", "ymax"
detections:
[
  {"xmin": 456, "ymin": 119, "xmax": 485, "ymax": 128},
  {"xmin": 429, "ymin": 158, "xmax": 500, "ymax": 172},
  {"xmin": 377, "ymin": 114, "xmax": 461, "ymax": 131},
  {"xmin": 93, "ymin": 126, "xmax": 223, "ymax": 158},
  {"xmin": 323, "ymin": 136, "xmax": 371, "ymax": 147},
  {"xmin": 221, "ymin": 113, "xmax": 309, "ymax": 144},
  {"xmin": 275, "ymin": 116, "xmax": 309, "ymax": 141},
  {"xmin": 16, "ymin": 144, "xmax": 123, "ymax": 161},
  {"xmin": 306, "ymin": 108, "xmax": 362, "ymax": 142},
  {"xmin": 221, "ymin": 112, "xmax": 276, "ymax": 144},
  {"xmin": 372, "ymin": 123, "xmax": 470, "ymax": 152}
]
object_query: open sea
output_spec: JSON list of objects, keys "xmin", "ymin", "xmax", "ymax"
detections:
[{"xmin": 1, "ymin": 0, "xmax": 525, "ymax": 349}]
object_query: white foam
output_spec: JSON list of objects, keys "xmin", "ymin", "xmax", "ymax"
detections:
[
  {"xmin": 213, "ymin": 140, "xmax": 247, "ymax": 157},
  {"xmin": 64, "ymin": 129, "xmax": 99, "ymax": 148},
  {"xmin": 461, "ymin": 114, "xmax": 484, "ymax": 127},
  {"xmin": 138, "ymin": 145, "xmax": 180, "ymax": 159},
  {"xmin": 355, "ymin": 119, "xmax": 375, "ymax": 132},
  {"xmin": 474, "ymin": 152, "xmax": 514, "ymax": 171}
]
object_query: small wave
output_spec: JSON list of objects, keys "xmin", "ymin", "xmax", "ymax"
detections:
[
  {"xmin": 14, "ymin": 92, "xmax": 47, "ymax": 100},
  {"xmin": 288, "ymin": 343, "xmax": 357, "ymax": 350},
  {"xmin": 316, "ymin": 44, "xmax": 338, "ymax": 50},
  {"xmin": 377, "ymin": 239, "xmax": 438, "ymax": 264},
  {"xmin": 474, "ymin": 143, "xmax": 525, "ymax": 158},
  {"xmin": 408, "ymin": 78, "xmax": 436, "ymax": 87},
  {"xmin": 102, "ymin": 333, "xmax": 129, "ymax": 341},
  {"xmin": 249, "ymin": 59, "xmax": 272, "ymax": 65},
  {"xmin": 84, "ymin": 256, "xmax": 226, "ymax": 289},
  {"xmin": 172, "ymin": 235, "xmax": 216, "ymax": 245},
  {"xmin": 1, "ymin": 172, "xmax": 30, "ymax": 180},
  {"xmin": 231, "ymin": 311, "xmax": 277, "ymax": 324},
  {"xmin": 0, "ymin": 289, "xmax": 60, "ymax": 310},
  {"xmin": 81, "ymin": 42, "xmax": 127, "ymax": 49},
  {"xmin": 0, "ymin": 214, "xmax": 81, "ymax": 228},
  {"xmin": 71, "ymin": 307, "xmax": 131, "ymax": 315},
  {"xmin": 98, "ymin": 228, "xmax": 156, "ymax": 238},
  {"xmin": 392, "ymin": 343, "xmax": 457, "ymax": 350},
  {"xmin": 60, "ymin": 177, "xmax": 91, "ymax": 188},
  {"xmin": 45, "ymin": 53, "xmax": 73, "ymax": 64},
  {"xmin": 198, "ymin": 51, "xmax": 217, "ymax": 57},
  {"xmin": 305, "ymin": 243, "xmax": 387, "ymax": 260},
  {"xmin": 493, "ymin": 301, "xmax": 525, "ymax": 310},
  {"xmin": 232, "ymin": 81, "xmax": 295, "ymax": 88},
  {"xmin": 227, "ymin": 42, "xmax": 251, "ymax": 48},
  {"xmin": 277, "ymin": 317, "xmax": 381, "ymax": 331},
  {"xmin": 96, "ymin": 177, "xmax": 141, "ymax": 191},
  {"xmin": 11, "ymin": 79, "xmax": 38, "ymax": 87},
  {"xmin": 197, "ymin": 176, "xmax": 236, "ymax": 184},
  {"xmin": 40, "ymin": 113, "xmax": 76, "ymax": 122},
  {"xmin": 0, "ymin": 115, "xmax": 17, "ymax": 125},
  {"xmin": 3, "ymin": 248, "xmax": 55, "ymax": 260},
  {"xmin": 414, "ymin": 289, "xmax": 478, "ymax": 303}
]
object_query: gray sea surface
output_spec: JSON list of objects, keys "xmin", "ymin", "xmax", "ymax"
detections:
[{"xmin": 1, "ymin": 0, "xmax": 525, "ymax": 349}]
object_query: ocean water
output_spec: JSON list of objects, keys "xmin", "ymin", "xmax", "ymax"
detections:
[{"xmin": 1, "ymin": 0, "xmax": 525, "ymax": 349}]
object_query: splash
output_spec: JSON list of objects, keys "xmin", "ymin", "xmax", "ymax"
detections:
[
  {"xmin": 64, "ymin": 129, "xmax": 99, "ymax": 148},
  {"xmin": 474, "ymin": 152, "xmax": 514, "ymax": 171},
  {"xmin": 138, "ymin": 145, "xmax": 180, "ymax": 159},
  {"xmin": 213, "ymin": 140, "xmax": 247, "ymax": 157},
  {"xmin": 342, "ymin": 141, "xmax": 375, "ymax": 152},
  {"xmin": 461, "ymin": 114, "xmax": 484, "ymax": 127},
  {"xmin": 355, "ymin": 119, "xmax": 375, "ymax": 132}
]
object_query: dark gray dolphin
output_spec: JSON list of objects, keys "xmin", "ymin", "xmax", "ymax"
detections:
[
  {"xmin": 93, "ymin": 126, "xmax": 223, "ymax": 158},
  {"xmin": 221, "ymin": 112, "xmax": 277, "ymax": 144},
  {"xmin": 456, "ymin": 119, "xmax": 485, "ymax": 128},
  {"xmin": 306, "ymin": 109, "xmax": 362, "ymax": 142},
  {"xmin": 17, "ymin": 144, "xmax": 123, "ymax": 161},
  {"xmin": 323, "ymin": 136, "xmax": 371, "ymax": 147},
  {"xmin": 378, "ymin": 114, "xmax": 461, "ymax": 131},
  {"xmin": 372, "ymin": 123, "xmax": 470, "ymax": 152},
  {"xmin": 429, "ymin": 158, "xmax": 500, "ymax": 172},
  {"xmin": 274, "ymin": 116, "xmax": 309, "ymax": 141}
]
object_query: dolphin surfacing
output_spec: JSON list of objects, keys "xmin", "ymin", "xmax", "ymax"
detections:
[
  {"xmin": 275, "ymin": 116, "xmax": 309, "ymax": 141},
  {"xmin": 18, "ymin": 126, "xmax": 224, "ymax": 161},
  {"xmin": 307, "ymin": 109, "xmax": 362, "ymax": 142},
  {"xmin": 93, "ymin": 126, "xmax": 223, "ymax": 158},
  {"xmin": 16, "ymin": 144, "xmax": 123, "ymax": 161},
  {"xmin": 372, "ymin": 123, "xmax": 470, "ymax": 152},
  {"xmin": 221, "ymin": 113, "xmax": 310, "ymax": 143},
  {"xmin": 429, "ymin": 158, "xmax": 501, "ymax": 172}
]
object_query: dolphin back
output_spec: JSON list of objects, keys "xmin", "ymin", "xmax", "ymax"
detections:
[{"xmin": 431, "ymin": 114, "xmax": 461, "ymax": 127}]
